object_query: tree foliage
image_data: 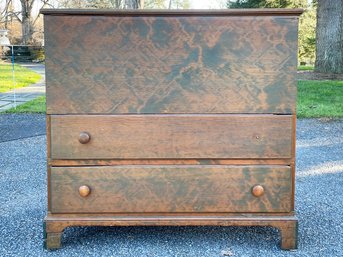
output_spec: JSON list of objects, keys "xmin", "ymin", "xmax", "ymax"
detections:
[
  {"xmin": 143, "ymin": 0, "xmax": 190, "ymax": 9},
  {"xmin": 298, "ymin": 5, "xmax": 316, "ymax": 64},
  {"xmin": 0, "ymin": 0, "xmax": 52, "ymax": 44},
  {"xmin": 227, "ymin": 0, "xmax": 307, "ymax": 8},
  {"xmin": 144, "ymin": 0, "xmax": 166, "ymax": 8},
  {"xmin": 168, "ymin": 0, "xmax": 190, "ymax": 9},
  {"xmin": 227, "ymin": 0, "xmax": 316, "ymax": 65},
  {"xmin": 56, "ymin": 0, "xmax": 143, "ymax": 9},
  {"xmin": 55, "ymin": 0, "xmax": 190, "ymax": 9}
]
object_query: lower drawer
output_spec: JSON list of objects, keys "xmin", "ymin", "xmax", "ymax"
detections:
[{"xmin": 50, "ymin": 165, "xmax": 292, "ymax": 213}]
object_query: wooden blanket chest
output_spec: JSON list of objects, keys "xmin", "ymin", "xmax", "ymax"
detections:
[{"xmin": 41, "ymin": 8, "xmax": 302, "ymax": 250}]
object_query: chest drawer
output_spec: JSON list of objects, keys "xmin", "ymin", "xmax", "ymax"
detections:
[
  {"xmin": 50, "ymin": 165, "xmax": 292, "ymax": 213},
  {"xmin": 50, "ymin": 114, "xmax": 293, "ymax": 160}
]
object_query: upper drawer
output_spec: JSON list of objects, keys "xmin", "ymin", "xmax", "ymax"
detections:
[
  {"xmin": 44, "ymin": 15, "xmax": 298, "ymax": 114},
  {"xmin": 50, "ymin": 114, "xmax": 293, "ymax": 160}
]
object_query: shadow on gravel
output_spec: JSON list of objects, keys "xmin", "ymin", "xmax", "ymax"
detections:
[{"xmin": 0, "ymin": 114, "xmax": 46, "ymax": 142}]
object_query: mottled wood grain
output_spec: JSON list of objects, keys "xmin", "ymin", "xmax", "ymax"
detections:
[
  {"xmin": 43, "ymin": 10, "xmax": 300, "ymax": 251},
  {"xmin": 44, "ymin": 15, "xmax": 298, "ymax": 114},
  {"xmin": 279, "ymin": 221, "xmax": 298, "ymax": 249},
  {"xmin": 49, "ymin": 158, "xmax": 292, "ymax": 166},
  {"xmin": 50, "ymin": 114, "xmax": 292, "ymax": 159},
  {"xmin": 50, "ymin": 165, "xmax": 292, "ymax": 213}
]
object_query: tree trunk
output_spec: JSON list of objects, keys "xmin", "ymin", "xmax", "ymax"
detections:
[
  {"xmin": 22, "ymin": 15, "xmax": 34, "ymax": 45},
  {"xmin": 315, "ymin": 0, "xmax": 343, "ymax": 74},
  {"xmin": 4, "ymin": 0, "xmax": 10, "ymax": 29},
  {"xmin": 125, "ymin": 0, "xmax": 143, "ymax": 8},
  {"xmin": 20, "ymin": 0, "xmax": 34, "ymax": 45}
]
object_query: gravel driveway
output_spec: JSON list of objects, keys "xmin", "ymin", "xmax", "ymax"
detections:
[{"xmin": 0, "ymin": 114, "xmax": 342, "ymax": 257}]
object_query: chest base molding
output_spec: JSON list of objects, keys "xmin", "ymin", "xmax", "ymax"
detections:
[{"xmin": 44, "ymin": 213, "xmax": 298, "ymax": 250}]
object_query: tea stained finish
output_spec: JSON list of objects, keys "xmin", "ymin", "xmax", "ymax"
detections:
[
  {"xmin": 44, "ymin": 15, "xmax": 298, "ymax": 114},
  {"xmin": 42, "ymin": 9, "xmax": 302, "ymax": 250},
  {"xmin": 50, "ymin": 114, "xmax": 293, "ymax": 159},
  {"xmin": 50, "ymin": 165, "xmax": 292, "ymax": 213},
  {"xmin": 49, "ymin": 158, "xmax": 292, "ymax": 167}
]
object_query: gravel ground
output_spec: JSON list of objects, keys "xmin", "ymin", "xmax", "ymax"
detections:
[
  {"xmin": 0, "ymin": 115, "xmax": 342, "ymax": 257},
  {"xmin": 0, "ymin": 114, "xmax": 45, "ymax": 142}
]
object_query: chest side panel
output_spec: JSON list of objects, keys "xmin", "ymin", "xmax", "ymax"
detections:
[{"xmin": 44, "ymin": 15, "xmax": 298, "ymax": 114}]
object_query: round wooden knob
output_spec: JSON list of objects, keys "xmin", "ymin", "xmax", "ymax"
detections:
[
  {"xmin": 251, "ymin": 185, "xmax": 264, "ymax": 197},
  {"xmin": 79, "ymin": 132, "xmax": 91, "ymax": 144},
  {"xmin": 79, "ymin": 185, "xmax": 91, "ymax": 197}
]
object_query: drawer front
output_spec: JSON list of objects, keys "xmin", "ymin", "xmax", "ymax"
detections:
[
  {"xmin": 50, "ymin": 115, "xmax": 293, "ymax": 159},
  {"xmin": 45, "ymin": 15, "xmax": 297, "ymax": 114},
  {"xmin": 50, "ymin": 165, "xmax": 292, "ymax": 213}
]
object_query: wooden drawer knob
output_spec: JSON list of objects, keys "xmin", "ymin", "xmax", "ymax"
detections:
[
  {"xmin": 79, "ymin": 185, "xmax": 91, "ymax": 197},
  {"xmin": 251, "ymin": 185, "xmax": 264, "ymax": 197},
  {"xmin": 79, "ymin": 132, "xmax": 91, "ymax": 144}
]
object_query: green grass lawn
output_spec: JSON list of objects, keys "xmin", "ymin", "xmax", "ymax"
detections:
[
  {"xmin": 297, "ymin": 80, "xmax": 343, "ymax": 118},
  {"xmin": 2, "ymin": 80, "xmax": 343, "ymax": 118},
  {"xmin": 298, "ymin": 65, "xmax": 314, "ymax": 71},
  {"xmin": 0, "ymin": 63, "xmax": 41, "ymax": 93},
  {"xmin": 4, "ymin": 96, "xmax": 46, "ymax": 113}
]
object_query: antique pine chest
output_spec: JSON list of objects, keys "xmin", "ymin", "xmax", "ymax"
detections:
[{"xmin": 41, "ymin": 8, "xmax": 303, "ymax": 250}]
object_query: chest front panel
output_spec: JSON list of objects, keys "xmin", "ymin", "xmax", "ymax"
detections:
[{"xmin": 45, "ymin": 15, "xmax": 298, "ymax": 114}]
